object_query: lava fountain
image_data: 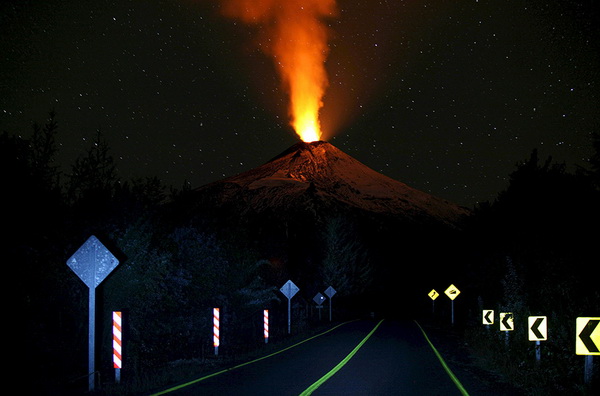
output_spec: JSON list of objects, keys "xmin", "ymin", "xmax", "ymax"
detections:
[{"xmin": 220, "ymin": 0, "xmax": 337, "ymax": 142}]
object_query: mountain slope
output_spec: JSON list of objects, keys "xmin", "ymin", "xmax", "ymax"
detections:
[{"xmin": 192, "ymin": 141, "xmax": 469, "ymax": 229}]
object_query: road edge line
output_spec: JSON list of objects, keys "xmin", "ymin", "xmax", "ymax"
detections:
[
  {"xmin": 414, "ymin": 320, "xmax": 470, "ymax": 396},
  {"xmin": 149, "ymin": 319, "xmax": 358, "ymax": 395},
  {"xmin": 299, "ymin": 319, "xmax": 384, "ymax": 396}
]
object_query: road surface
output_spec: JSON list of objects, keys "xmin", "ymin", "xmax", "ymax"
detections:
[{"xmin": 152, "ymin": 319, "xmax": 476, "ymax": 395}]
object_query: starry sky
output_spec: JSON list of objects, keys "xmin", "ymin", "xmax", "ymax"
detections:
[{"xmin": 1, "ymin": 0, "xmax": 598, "ymax": 206}]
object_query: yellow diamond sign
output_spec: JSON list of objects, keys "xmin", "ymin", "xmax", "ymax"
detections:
[
  {"xmin": 444, "ymin": 284, "xmax": 460, "ymax": 300},
  {"xmin": 428, "ymin": 289, "xmax": 439, "ymax": 300}
]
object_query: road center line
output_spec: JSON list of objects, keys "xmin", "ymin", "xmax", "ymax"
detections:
[
  {"xmin": 299, "ymin": 319, "xmax": 384, "ymax": 396},
  {"xmin": 149, "ymin": 319, "xmax": 358, "ymax": 395},
  {"xmin": 414, "ymin": 320, "xmax": 470, "ymax": 396}
]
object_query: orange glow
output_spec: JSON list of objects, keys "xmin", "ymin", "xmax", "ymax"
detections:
[{"xmin": 221, "ymin": 0, "xmax": 337, "ymax": 142}]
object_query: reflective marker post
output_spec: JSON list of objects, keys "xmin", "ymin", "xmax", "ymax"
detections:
[
  {"xmin": 213, "ymin": 308, "xmax": 220, "ymax": 356},
  {"xmin": 113, "ymin": 311, "xmax": 122, "ymax": 383},
  {"xmin": 263, "ymin": 309, "xmax": 269, "ymax": 344}
]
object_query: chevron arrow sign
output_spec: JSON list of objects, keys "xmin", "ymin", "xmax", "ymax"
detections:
[
  {"xmin": 576, "ymin": 317, "xmax": 600, "ymax": 355},
  {"xmin": 528, "ymin": 316, "xmax": 548, "ymax": 341},
  {"xmin": 500, "ymin": 312, "xmax": 513, "ymax": 331},
  {"xmin": 482, "ymin": 310, "xmax": 494, "ymax": 325}
]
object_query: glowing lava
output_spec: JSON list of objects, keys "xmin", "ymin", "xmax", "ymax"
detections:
[{"xmin": 220, "ymin": 0, "xmax": 337, "ymax": 142}]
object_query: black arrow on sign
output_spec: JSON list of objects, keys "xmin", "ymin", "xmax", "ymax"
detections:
[
  {"xmin": 502, "ymin": 313, "xmax": 513, "ymax": 330},
  {"xmin": 484, "ymin": 311, "xmax": 493, "ymax": 324},
  {"xmin": 579, "ymin": 319, "xmax": 600, "ymax": 353},
  {"xmin": 530, "ymin": 317, "xmax": 545, "ymax": 339}
]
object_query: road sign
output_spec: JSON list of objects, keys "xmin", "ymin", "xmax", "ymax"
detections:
[
  {"xmin": 324, "ymin": 286, "xmax": 336, "ymax": 322},
  {"xmin": 428, "ymin": 289, "xmax": 439, "ymax": 300},
  {"xmin": 324, "ymin": 286, "xmax": 336, "ymax": 298},
  {"xmin": 482, "ymin": 310, "xmax": 494, "ymax": 325},
  {"xmin": 313, "ymin": 292, "xmax": 325, "ymax": 306},
  {"xmin": 500, "ymin": 312, "xmax": 514, "ymax": 331},
  {"xmin": 67, "ymin": 235, "xmax": 119, "ymax": 392},
  {"xmin": 67, "ymin": 235, "xmax": 119, "ymax": 289},
  {"xmin": 444, "ymin": 284, "xmax": 460, "ymax": 300},
  {"xmin": 280, "ymin": 280, "xmax": 299, "ymax": 299},
  {"xmin": 576, "ymin": 317, "xmax": 600, "ymax": 355},
  {"xmin": 280, "ymin": 280, "xmax": 299, "ymax": 334},
  {"xmin": 528, "ymin": 316, "xmax": 548, "ymax": 341}
]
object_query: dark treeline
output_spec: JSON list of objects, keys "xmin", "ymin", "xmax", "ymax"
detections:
[{"xmin": 4, "ymin": 112, "xmax": 600, "ymax": 394}]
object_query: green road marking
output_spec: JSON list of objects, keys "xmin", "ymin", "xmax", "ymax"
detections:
[
  {"xmin": 414, "ymin": 320, "xmax": 470, "ymax": 396},
  {"xmin": 149, "ymin": 320, "xmax": 357, "ymax": 395},
  {"xmin": 299, "ymin": 319, "xmax": 384, "ymax": 396}
]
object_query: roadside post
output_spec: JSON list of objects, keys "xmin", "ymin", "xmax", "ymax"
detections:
[
  {"xmin": 113, "ymin": 311, "xmax": 123, "ymax": 383},
  {"xmin": 500, "ymin": 312, "xmax": 514, "ymax": 345},
  {"xmin": 313, "ymin": 293, "xmax": 325, "ymax": 320},
  {"xmin": 428, "ymin": 289, "xmax": 439, "ymax": 315},
  {"xmin": 324, "ymin": 286, "xmax": 337, "ymax": 322},
  {"xmin": 482, "ymin": 309, "xmax": 494, "ymax": 332},
  {"xmin": 213, "ymin": 308, "xmax": 220, "ymax": 356},
  {"xmin": 528, "ymin": 316, "xmax": 548, "ymax": 363},
  {"xmin": 576, "ymin": 317, "xmax": 600, "ymax": 385},
  {"xmin": 67, "ymin": 235, "xmax": 120, "ymax": 392},
  {"xmin": 280, "ymin": 280, "xmax": 299, "ymax": 334},
  {"xmin": 263, "ymin": 310, "xmax": 269, "ymax": 344},
  {"xmin": 444, "ymin": 284, "xmax": 460, "ymax": 325}
]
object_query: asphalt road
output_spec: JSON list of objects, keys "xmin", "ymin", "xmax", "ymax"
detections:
[{"xmin": 152, "ymin": 319, "xmax": 473, "ymax": 396}]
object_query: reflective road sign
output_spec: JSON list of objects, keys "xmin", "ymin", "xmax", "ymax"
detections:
[
  {"xmin": 444, "ymin": 284, "xmax": 460, "ymax": 300},
  {"xmin": 528, "ymin": 316, "xmax": 548, "ymax": 341},
  {"xmin": 500, "ymin": 312, "xmax": 514, "ymax": 331},
  {"xmin": 428, "ymin": 289, "xmax": 439, "ymax": 300},
  {"xmin": 482, "ymin": 310, "xmax": 494, "ymax": 325},
  {"xmin": 576, "ymin": 317, "xmax": 600, "ymax": 355}
]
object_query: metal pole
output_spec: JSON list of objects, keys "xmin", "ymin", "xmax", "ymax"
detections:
[
  {"xmin": 287, "ymin": 298, "xmax": 291, "ymax": 334},
  {"xmin": 535, "ymin": 340, "xmax": 541, "ymax": 363},
  {"xmin": 88, "ymin": 287, "xmax": 95, "ymax": 392},
  {"xmin": 451, "ymin": 300, "xmax": 454, "ymax": 325},
  {"xmin": 584, "ymin": 356, "xmax": 593, "ymax": 385},
  {"xmin": 329, "ymin": 298, "xmax": 332, "ymax": 322}
]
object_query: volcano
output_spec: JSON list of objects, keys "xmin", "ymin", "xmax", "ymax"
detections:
[{"xmin": 191, "ymin": 141, "xmax": 469, "ymax": 229}]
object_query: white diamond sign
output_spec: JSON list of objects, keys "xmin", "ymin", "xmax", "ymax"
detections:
[
  {"xmin": 67, "ymin": 235, "xmax": 119, "ymax": 289},
  {"xmin": 280, "ymin": 280, "xmax": 299, "ymax": 299}
]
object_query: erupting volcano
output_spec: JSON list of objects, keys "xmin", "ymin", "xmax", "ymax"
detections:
[
  {"xmin": 193, "ymin": 141, "xmax": 469, "ymax": 229},
  {"xmin": 220, "ymin": 0, "xmax": 337, "ymax": 142}
]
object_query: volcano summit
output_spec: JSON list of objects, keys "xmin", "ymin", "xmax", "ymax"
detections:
[{"xmin": 192, "ymin": 141, "xmax": 469, "ymax": 229}]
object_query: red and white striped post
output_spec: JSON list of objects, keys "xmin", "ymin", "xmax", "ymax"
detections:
[
  {"xmin": 213, "ymin": 308, "xmax": 220, "ymax": 356},
  {"xmin": 112, "ymin": 311, "xmax": 122, "ymax": 383},
  {"xmin": 263, "ymin": 309, "xmax": 269, "ymax": 344}
]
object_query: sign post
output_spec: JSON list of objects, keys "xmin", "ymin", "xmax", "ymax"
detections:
[
  {"xmin": 67, "ymin": 236, "xmax": 120, "ymax": 392},
  {"xmin": 113, "ymin": 311, "xmax": 123, "ymax": 383},
  {"xmin": 500, "ymin": 312, "xmax": 514, "ymax": 345},
  {"xmin": 444, "ymin": 284, "xmax": 460, "ymax": 325},
  {"xmin": 324, "ymin": 286, "xmax": 336, "ymax": 321},
  {"xmin": 576, "ymin": 317, "xmax": 600, "ymax": 384},
  {"xmin": 313, "ymin": 293, "xmax": 325, "ymax": 320},
  {"xmin": 428, "ymin": 289, "xmax": 439, "ymax": 314},
  {"xmin": 280, "ymin": 280, "xmax": 299, "ymax": 334},
  {"xmin": 528, "ymin": 316, "xmax": 548, "ymax": 363}
]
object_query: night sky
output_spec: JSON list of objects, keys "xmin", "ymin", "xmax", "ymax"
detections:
[{"xmin": 1, "ymin": 0, "xmax": 598, "ymax": 206}]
